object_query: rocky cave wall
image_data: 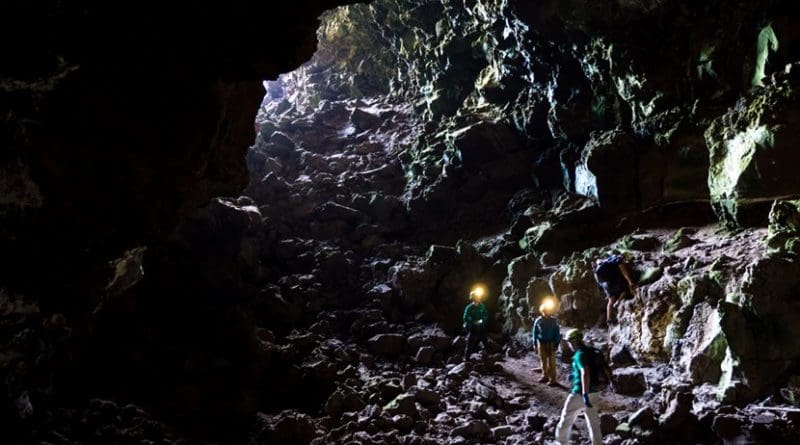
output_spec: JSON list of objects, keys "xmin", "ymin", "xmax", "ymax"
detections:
[
  {"xmin": 4, "ymin": 0, "xmax": 800, "ymax": 444},
  {"xmin": 1, "ymin": 0, "xmax": 365, "ymax": 442},
  {"xmin": 247, "ymin": 0, "xmax": 800, "ymax": 421}
]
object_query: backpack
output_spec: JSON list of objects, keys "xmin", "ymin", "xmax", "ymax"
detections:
[
  {"xmin": 594, "ymin": 255, "xmax": 624, "ymax": 283},
  {"xmin": 584, "ymin": 347, "xmax": 611, "ymax": 388}
]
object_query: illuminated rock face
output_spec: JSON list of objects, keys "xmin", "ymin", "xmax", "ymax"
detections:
[
  {"xmin": 275, "ymin": 0, "xmax": 799, "ymax": 232},
  {"xmin": 706, "ymin": 79, "xmax": 800, "ymax": 226}
]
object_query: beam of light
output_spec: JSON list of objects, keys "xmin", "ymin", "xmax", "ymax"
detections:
[
  {"xmin": 540, "ymin": 296, "xmax": 557, "ymax": 313},
  {"xmin": 470, "ymin": 284, "xmax": 487, "ymax": 300}
]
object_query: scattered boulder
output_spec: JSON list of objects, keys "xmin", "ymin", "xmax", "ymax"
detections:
[
  {"xmin": 367, "ymin": 334, "xmax": 406, "ymax": 355},
  {"xmin": 663, "ymin": 228, "xmax": 697, "ymax": 252},
  {"xmin": 601, "ymin": 413, "xmax": 620, "ymax": 435},
  {"xmin": 507, "ymin": 254, "xmax": 541, "ymax": 287},
  {"xmin": 415, "ymin": 346, "xmax": 435, "ymax": 364},
  {"xmin": 391, "ymin": 414, "xmax": 415, "ymax": 432},
  {"xmin": 411, "ymin": 388, "xmax": 441, "ymax": 406},
  {"xmin": 612, "ymin": 368, "xmax": 647, "ymax": 396},
  {"xmin": 469, "ymin": 379, "xmax": 498, "ymax": 402},
  {"xmin": 659, "ymin": 391, "xmax": 693, "ymax": 430},
  {"xmin": 628, "ymin": 407, "xmax": 656, "ymax": 431},
  {"xmin": 492, "ymin": 425, "xmax": 514, "ymax": 439},
  {"xmin": 450, "ymin": 420, "xmax": 491, "ymax": 438},
  {"xmin": 712, "ymin": 414, "xmax": 744, "ymax": 440},
  {"xmin": 524, "ymin": 411, "xmax": 548, "ymax": 431},
  {"xmin": 383, "ymin": 393, "xmax": 419, "ymax": 418},
  {"xmin": 325, "ymin": 388, "xmax": 366, "ymax": 418},
  {"xmin": 256, "ymin": 410, "xmax": 318, "ymax": 445}
]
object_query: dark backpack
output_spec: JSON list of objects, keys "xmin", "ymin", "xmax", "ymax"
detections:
[
  {"xmin": 584, "ymin": 347, "xmax": 611, "ymax": 387},
  {"xmin": 594, "ymin": 255, "xmax": 624, "ymax": 283}
]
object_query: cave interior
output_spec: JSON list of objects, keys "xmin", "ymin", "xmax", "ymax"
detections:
[{"xmin": 4, "ymin": 0, "xmax": 800, "ymax": 444}]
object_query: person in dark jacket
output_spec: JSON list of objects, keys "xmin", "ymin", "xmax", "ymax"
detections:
[
  {"xmin": 593, "ymin": 253, "xmax": 637, "ymax": 324},
  {"xmin": 532, "ymin": 299, "xmax": 561, "ymax": 385},
  {"xmin": 463, "ymin": 286, "xmax": 489, "ymax": 361}
]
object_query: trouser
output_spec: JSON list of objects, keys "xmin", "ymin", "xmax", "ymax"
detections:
[
  {"xmin": 555, "ymin": 392, "xmax": 601, "ymax": 445},
  {"xmin": 463, "ymin": 322, "xmax": 488, "ymax": 359},
  {"xmin": 538, "ymin": 342, "xmax": 557, "ymax": 382}
]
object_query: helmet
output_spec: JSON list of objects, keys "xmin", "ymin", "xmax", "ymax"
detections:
[
  {"xmin": 564, "ymin": 328, "xmax": 583, "ymax": 342},
  {"xmin": 539, "ymin": 297, "xmax": 557, "ymax": 314},
  {"xmin": 469, "ymin": 285, "xmax": 487, "ymax": 301}
]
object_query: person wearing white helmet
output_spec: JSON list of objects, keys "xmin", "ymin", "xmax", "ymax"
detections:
[{"xmin": 555, "ymin": 328, "xmax": 612, "ymax": 445}]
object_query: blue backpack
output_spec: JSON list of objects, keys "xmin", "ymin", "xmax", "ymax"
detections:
[{"xmin": 594, "ymin": 255, "xmax": 624, "ymax": 283}]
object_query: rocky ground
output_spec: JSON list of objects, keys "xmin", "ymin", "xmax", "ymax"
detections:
[{"xmin": 4, "ymin": 1, "xmax": 800, "ymax": 444}]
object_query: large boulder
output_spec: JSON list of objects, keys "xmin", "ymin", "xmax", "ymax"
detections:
[
  {"xmin": 670, "ymin": 301, "xmax": 726, "ymax": 385},
  {"xmin": 766, "ymin": 199, "xmax": 800, "ymax": 258},
  {"xmin": 612, "ymin": 368, "xmax": 647, "ymax": 396},
  {"xmin": 717, "ymin": 255, "xmax": 800, "ymax": 401},
  {"xmin": 611, "ymin": 274, "xmax": 682, "ymax": 362}
]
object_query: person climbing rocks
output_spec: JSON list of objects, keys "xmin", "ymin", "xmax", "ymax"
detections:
[
  {"xmin": 555, "ymin": 329, "xmax": 613, "ymax": 445},
  {"xmin": 532, "ymin": 298, "xmax": 560, "ymax": 386},
  {"xmin": 463, "ymin": 285, "xmax": 489, "ymax": 361},
  {"xmin": 593, "ymin": 252, "xmax": 637, "ymax": 324}
]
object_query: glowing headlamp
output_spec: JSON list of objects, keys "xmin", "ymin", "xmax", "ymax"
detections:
[
  {"xmin": 470, "ymin": 284, "xmax": 487, "ymax": 300},
  {"xmin": 540, "ymin": 296, "xmax": 557, "ymax": 314}
]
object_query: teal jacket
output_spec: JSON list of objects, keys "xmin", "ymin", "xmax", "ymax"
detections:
[
  {"xmin": 571, "ymin": 347, "xmax": 600, "ymax": 394},
  {"xmin": 463, "ymin": 302, "xmax": 488, "ymax": 326}
]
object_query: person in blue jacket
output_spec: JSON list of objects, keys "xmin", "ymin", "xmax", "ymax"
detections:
[{"xmin": 532, "ymin": 299, "xmax": 560, "ymax": 385}]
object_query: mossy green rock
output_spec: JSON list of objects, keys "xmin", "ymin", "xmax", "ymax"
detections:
[
  {"xmin": 766, "ymin": 199, "xmax": 800, "ymax": 257},
  {"xmin": 706, "ymin": 80, "xmax": 800, "ymax": 226}
]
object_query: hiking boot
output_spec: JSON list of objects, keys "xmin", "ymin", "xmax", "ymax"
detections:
[{"xmin": 548, "ymin": 381, "xmax": 560, "ymax": 387}]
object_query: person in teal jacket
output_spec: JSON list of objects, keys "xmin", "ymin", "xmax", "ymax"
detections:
[
  {"xmin": 555, "ymin": 329, "xmax": 613, "ymax": 445},
  {"xmin": 463, "ymin": 286, "xmax": 489, "ymax": 361}
]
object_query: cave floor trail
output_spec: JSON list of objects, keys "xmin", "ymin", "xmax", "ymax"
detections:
[{"xmin": 498, "ymin": 353, "xmax": 641, "ymax": 419}]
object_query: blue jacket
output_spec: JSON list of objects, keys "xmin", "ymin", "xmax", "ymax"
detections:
[{"xmin": 532, "ymin": 316, "xmax": 560, "ymax": 343}]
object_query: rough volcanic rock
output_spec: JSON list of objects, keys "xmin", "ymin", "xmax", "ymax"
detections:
[
  {"xmin": 766, "ymin": 199, "xmax": 800, "ymax": 257},
  {"xmin": 707, "ymin": 71, "xmax": 800, "ymax": 226},
  {"xmin": 1, "ymin": 0, "xmax": 366, "ymax": 440},
  {"xmin": 7, "ymin": 0, "xmax": 800, "ymax": 443},
  {"xmin": 450, "ymin": 420, "xmax": 491, "ymax": 439},
  {"xmin": 613, "ymin": 368, "xmax": 648, "ymax": 396},
  {"xmin": 368, "ymin": 333, "xmax": 407, "ymax": 355},
  {"xmin": 255, "ymin": 410, "xmax": 320, "ymax": 445}
]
